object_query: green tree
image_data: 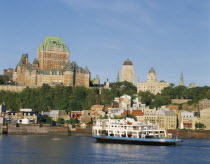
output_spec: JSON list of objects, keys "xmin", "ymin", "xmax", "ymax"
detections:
[
  {"xmin": 138, "ymin": 91, "xmax": 155, "ymax": 106},
  {"xmin": 206, "ymin": 89, "xmax": 210, "ymax": 99},
  {"xmin": 101, "ymin": 89, "xmax": 113, "ymax": 105},
  {"xmin": 110, "ymin": 81, "xmax": 137, "ymax": 96},
  {"xmin": 102, "ymin": 115, "xmax": 108, "ymax": 119},
  {"xmin": 173, "ymin": 86, "xmax": 188, "ymax": 99},
  {"xmin": 161, "ymin": 86, "xmax": 174, "ymax": 98},
  {"xmin": 151, "ymin": 94, "xmax": 171, "ymax": 108},
  {"xmin": 66, "ymin": 118, "xmax": 80, "ymax": 125},
  {"xmin": 0, "ymin": 75, "xmax": 9, "ymax": 85},
  {"xmin": 41, "ymin": 115, "xmax": 52, "ymax": 124},
  {"xmin": 57, "ymin": 117, "xmax": 65, "ymax": 124},
  {"xmin": 195, "ymin": 123, "xmax": 206, "ymax": 129}
]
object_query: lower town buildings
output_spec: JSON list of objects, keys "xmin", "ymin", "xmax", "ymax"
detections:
[
  {"xmin": 156, "ymin": 108, "xmax": 177, "ymax": 130},
  {"xmin": 43, "ymin": 110, "xmax": 66, "ymax": 121},
  {"xmin": 90, "ymin": 105, "xmax": 105, "ymax": 121},
  {"xmin": 5, "ymin": 109, "xmax": 39, "ymax": 124},
  {"xmin": 80, "ymin": 110, "xmax": 91, "ymax": 123},
  {"xmin": 178, "ymin": 110, "xmax": 197, "ymax": 129}
]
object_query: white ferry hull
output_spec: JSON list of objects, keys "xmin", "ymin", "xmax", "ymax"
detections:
[{"xmin": 93, "ymin": 135, "xmax": 182, "ymax": 146}]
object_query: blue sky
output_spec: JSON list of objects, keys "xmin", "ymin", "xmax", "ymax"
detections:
[{"xmin": 0, "ymin": 0, "xmax": 209, "ymax": 86}]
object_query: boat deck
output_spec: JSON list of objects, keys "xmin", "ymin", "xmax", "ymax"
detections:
[{"xmin": 93, "ymin": 135, "xmax": 182, "ymax": 146}]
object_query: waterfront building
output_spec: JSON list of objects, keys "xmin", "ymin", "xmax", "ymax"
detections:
[
  {"xmin": 62, "ymin": 114, "xmax": 71, "ymax": 121},
  {"xmin": 12, "ymin": 36, "xmax": 90, "ymax": 87},
  {"xmin": 137, "ymin": 67, "xmax": 169, "ymax": 95},
  {"xmin": 80, "ymin": 110, "xmax": 91, "ymax": 123},
  {"xmin": 70, "ymin": 111, "xmax": 82, "ymax": 119},
  {"xmin": 156, "ymin": 108, "xmax": 177, "ymax": 130},
  {"xmin": 120, "ymin": 59, "xmax": 135, "ymax": 85},
  {"xmin": 5, "ymin": 109, "xmax": 39, "ymax": 123},
  {"xmin": 121, "ymin": 110, "xmax": 144, "ymax": 122},
  {"xmin": 90, "ymin": 105, "xmax": 105, "ymax": 121},
  {"xmin": 178, "ymin": 110, "xmax": 196, "ymax": 129},
  {"xmin": 198, "ymin": 99, "xmax": 210, "ymax": 111},
  {"xmin": 167, "ymin": 105, "xmax": 179, "ymax": 113},
  {"xmin": 142, "ymin": 107, "xmax": 157, "ymax": 124},
  {"xmin": 43, "ymin": 110, "xmax": 66, "ymax": 121},
  {"xmin": 199, "ymin": 108, "xmax": 210, "ymax": 130}
]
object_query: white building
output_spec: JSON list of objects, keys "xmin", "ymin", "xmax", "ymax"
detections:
[
  {"xmin": 43, "ymin": 110, "xmax": 66, "ymax": 121},
  {"xmin": 137, "ymin": 67, "xmax": 169, "ymax": 95},
  {"xmin": 179, "ymin": 111, "xmax": 196, "ymax": 129}
]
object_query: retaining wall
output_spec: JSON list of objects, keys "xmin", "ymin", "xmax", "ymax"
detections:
[
  {"xmin": 168, "ymin": 129, "xmax": 210, "ymax": 139},
  {"xmin": 0, "ymin": 124, "xmax": 69, "ymax": 136}
]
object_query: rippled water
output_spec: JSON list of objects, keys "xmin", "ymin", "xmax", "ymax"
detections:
[{"xmin": 0, "ymin": 135, "xmax": 210, "ymax": 164}]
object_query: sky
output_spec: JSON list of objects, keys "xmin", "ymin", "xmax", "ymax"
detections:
[{"xmin": 0, "ymin": 0, "xmax": 209, "ymax": 86}]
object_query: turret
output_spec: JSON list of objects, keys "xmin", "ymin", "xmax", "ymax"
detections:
[
  {"xmin": 147, "ymin": 67, "xmax": 157, "ymax": 82},
  {"xmin": 179, "ymin": 73, "xmax": 184, "ymax": 86}
]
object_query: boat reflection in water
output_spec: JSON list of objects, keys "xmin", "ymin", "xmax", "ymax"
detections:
[{"xmin": 92, "ymin": 117, "xmax": 182, "ymax": 146}]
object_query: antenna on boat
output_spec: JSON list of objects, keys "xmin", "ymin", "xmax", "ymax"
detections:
[{"xmin": 108, "ymin": 111, "xmax": 111, "ymax": 120}]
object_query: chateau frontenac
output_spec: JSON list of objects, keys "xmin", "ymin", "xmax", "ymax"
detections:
[{"xmin": 13, "ymin": 36, "xmax": 90, "ymax": 87}]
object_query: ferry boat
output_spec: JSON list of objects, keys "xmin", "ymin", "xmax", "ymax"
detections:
[{"xmin": 92, "ymin": 118, "xmax": 182, "ymax": 146}]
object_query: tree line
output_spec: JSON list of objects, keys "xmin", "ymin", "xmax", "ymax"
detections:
[
  {"xmin": 0, "ymin": 81, "xmax": 137, "ymax": 112},
  {"xmin": 138, "ymin": 85, "xmax": 210, "ymax": 108},
  {"xmin": 0, "ymin": 81, "xmax": 209, "ymax": 112}
]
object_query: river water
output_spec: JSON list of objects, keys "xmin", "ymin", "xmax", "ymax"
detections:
[{"xmin": 0, "ymin": 136, "xmax": 209, "ymax": 164}]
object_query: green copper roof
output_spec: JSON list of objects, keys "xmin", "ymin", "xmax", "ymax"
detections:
[
  {"xmin": 179, "ymin": 73, "xmax": 184, "ymax": 86},
  {"xmin": 38, "ymin": 36, "xmax": 69, "ymax": 52}
]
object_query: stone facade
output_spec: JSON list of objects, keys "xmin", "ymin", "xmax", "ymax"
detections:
[
  {"xmin": 156, "ymin": 109, "xmax": 177, "ymax": 130},
  {"xmin": 121, "ymin": 59, "xmax": 135, "ymax": 85},
  {"xmin": 12, "ymin": 36, "xmax": 90, "ymax": 87},
  {"xmin": 3, "ymin": 68, "xmax": 14, "ymax": 80},
  {"xmin": 200, "ymin": 108, "xmax": 210, "ymax": 130},
  {"xmin": 90, "ymin": 105, "xmax": 105, "ymax": 121},
  {"xmin": 178, "ymin": 110, "xmax": 196, "ymax": 129},
  {"xmin": 43, "ymin": 110, "xmax": 66, "ymax": 121},
  {"xmin": 142, "ymin": 107, "xmax": 157, "ymax": 124},
  {"xmin": 0, "ymin": 85, "xmax": 27, "ymax": 92},
  {"xmin": 5, "ymin": 111, "xmax": 39, "ymax": 123},
  {"xmin": 198, "ymin": 99, "xmax": 210, "ymax": 111},
  {"xmin": 80, "ymin": 110, "xmax": 91, "ymax": 123},
  {"xmin": 167, "ymin": 105, "xmax": 179, "ymax": 113},
  {"xmin": 137, "ymin": 67, "xmax": 169, "ymax": 95}
]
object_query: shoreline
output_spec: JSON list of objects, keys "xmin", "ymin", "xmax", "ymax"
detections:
[{"xmin": 1, "ymin": 124, "xmax": 210, "ymax": 139}]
